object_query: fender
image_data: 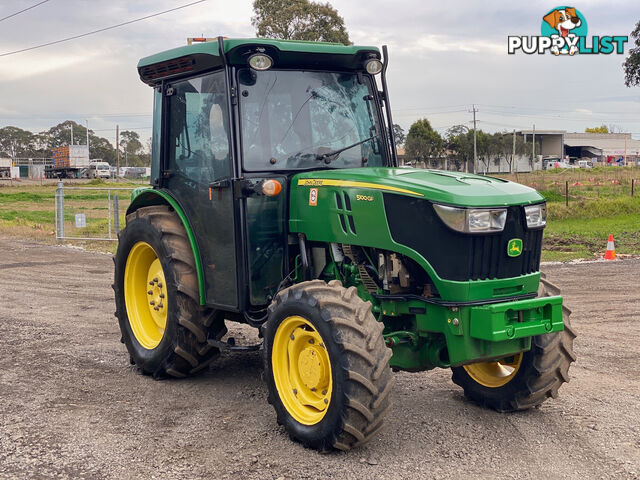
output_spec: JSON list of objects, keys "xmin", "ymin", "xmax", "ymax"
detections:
[{"xmin": 127, "ymin": 187, "xmax": 206, "ymax": 305}]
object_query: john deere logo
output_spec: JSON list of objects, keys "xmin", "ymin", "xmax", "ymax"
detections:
[{"xmin": 507, "ymin": 239, "xmax": 523, "ymax": 257}]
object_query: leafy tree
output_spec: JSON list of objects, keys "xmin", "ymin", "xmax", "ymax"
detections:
[
  {"xmin": 40, "ymin": 121, "xmax": 116, "ymax": 163},
  {"xmin": 489, "ymin": 132, "xmax": 526, "ymax": 173},
  {"xmin": 585, "ymin": 125, "xmax": 609, "ymax": 133},
  {"xmin": 118, "ymin": 130, "xmax": 147, "ymax": 166},
  {"xmin": 623, "ymin": 20, "xmax": 640, "ymax": 87},
  {"xmin": 252, "ymin": 0, "xmax": 350, "ymax": 45},
  {"xmin": 405, "ymin": 118, "xmax": 443, "ymax": 168},
  {"xmin": 444, "ymin": 125, "xmax": 474, "ymax": 172},
  {"xmin": 392, "ymin": 124, "xmax": 405, "ymax": 149},
  {"xmin": 0, "ymin": 126, "xmax": 36, "ymax": 159}
]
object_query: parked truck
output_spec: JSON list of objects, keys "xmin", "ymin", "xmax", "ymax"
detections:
[{"xmin": 45, "ymin": 145, "xmax": 90, "ymax": 179}]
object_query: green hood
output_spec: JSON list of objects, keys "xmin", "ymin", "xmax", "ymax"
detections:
[{"xmin": 294, "ymin": 167, "xmax": 543, "ymax": 207}]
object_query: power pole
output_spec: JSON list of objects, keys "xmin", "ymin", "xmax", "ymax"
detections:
[
  {"xmin": 470, "ymin": 104, "xmax": 478, "ymax": 174},
  {"xmin": 532, "ymin": 123, "xmax": 536, "ymax": 163},
  {"xmin": 116, "ymin": 125, "xmax": 120, "ymax": 182},
  {"xmin": 86, "ymin": 120, "xmax": 89, "ymax": 158},
  {"xmin": 70, "ymin": 124, "xmax": 74, "ymax": 145},
  {"xmin": 512, "ymin": 129, "xmax": 516, "ymax": 173}
]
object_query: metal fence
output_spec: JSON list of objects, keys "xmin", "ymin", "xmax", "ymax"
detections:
[{"xmin": 54, "ymin": 182, "xmax": 137, "ymax": 241}]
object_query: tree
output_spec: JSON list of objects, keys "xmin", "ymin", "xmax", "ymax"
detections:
[
  {"xmin": 405, "ymin": 119, "xmax": 443, "ymax": 168},
  {"xmin": 623, "ymin": 20, "xmax": 640, "ymax": 87},
  {"xmin": 444, "ymin": 125, "xmax": 473, "ymax": 172},
  {"xmin": 392, "ymin": 124, "xmax": 405, "ymax": 149},
  {"xmin": 40, "ymin": 121, "xmax": 117, "ymax": 164},
  {"xmin": 120, "ymin": 130, "xmax": 148, "ymax": 167},
  {"xmin": 252, "ymin": 0, "xmax": 350, "ymax": 45},
  {"xmin": 585, "ymin": 125, "xmax": 609, "ymax": 133},
  {"xmin": 0, "ymin": 126, "xmax": 36, "ymax": 160},
  {"xmin": 489, "ymin": 132, "xmax": 526, "ymax": 173}
]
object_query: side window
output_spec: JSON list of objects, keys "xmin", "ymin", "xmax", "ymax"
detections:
[{"xmin": 167, "ymin": 72, "xmax": 230, "ymax": 184}]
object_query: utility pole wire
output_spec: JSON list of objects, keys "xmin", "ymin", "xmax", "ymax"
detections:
[
  {"xmin": 0, "ymin": 0, "xmax": 50, "ymax": 23},
  {"xmin": 0, "ymin": 0, "xmax": 207, "ymax": 57}
]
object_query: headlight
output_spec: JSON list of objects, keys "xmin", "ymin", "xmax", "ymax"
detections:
[
  {"xmin": 364, "ymin": 58, "xmax": 383, "ymax": 75},
  {"xmin": 524, "ymin": 203, "xmax": 546, "ymax": 228},
  {"xmin": 433, "ymin": 204, "xmax": 507, "ymax": 233},
  {"xmin": 248, "ymin": 53, "xmax": 273, "ymax": 71}
]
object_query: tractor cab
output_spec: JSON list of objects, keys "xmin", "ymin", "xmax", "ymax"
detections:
[{"xmin": 135, "ymin": 37, "xmax": 396, "ymax": 313}]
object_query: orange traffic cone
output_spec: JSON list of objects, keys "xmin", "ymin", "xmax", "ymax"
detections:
[{"xmin": 604, "ymin": 234, "xmax": 616, "ymax": 260}]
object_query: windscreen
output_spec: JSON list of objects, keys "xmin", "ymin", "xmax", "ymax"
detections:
[{"xmin": 238, "ymin": 69, "xmax": 385, "ymax": 171}]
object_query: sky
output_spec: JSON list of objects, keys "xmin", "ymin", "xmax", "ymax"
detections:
[{"xmin": 0, "ymin": 0, "xmax": 639, "ymax": 149}]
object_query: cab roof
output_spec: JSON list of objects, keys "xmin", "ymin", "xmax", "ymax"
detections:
[{"xmin": 137, "ymin": 37, "xmax": 380, "ymax": 86}]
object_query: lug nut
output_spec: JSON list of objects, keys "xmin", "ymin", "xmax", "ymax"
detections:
[
  {"xmin": 153, "ymin": 277, "xmax": 158, "ymax": 283},
  {"xmin": 293, "ymin": 388, "xmax": 297, "ymax": 395},
  {"xmin": 149, "ymin": 281, "xmax": 154, "ymax": 286},
  {"xmin": 148, "ymin": 290, "xmax": 153, "ymax": 295},
  {"xmin": 323, "ymin": 398, "xmax": 328, "ymax": 404},
  {"xmin": 157, "ymin": 283, "xmax": 163, "ymax": 288},
  {"xmin": 158, "ymin": 303, "xmax": 163, "ymax": 309},
  {"xmin": 308, "ymin": 338, "xmax": 314, "ymax": 344},
  {"xmin": 290, "ymin": 334, "xmax": 295, "ymax": 340},
  {"xmin": 322, "ymin": 389, "xmax": 327, "ymax": 395},
  {"xmin": 149, "ymin": 300, "xmax": 155, "ymax": 305},
  {"xmin": 159, "ymin": 293, "xmax": 165, "ymax": 299}
]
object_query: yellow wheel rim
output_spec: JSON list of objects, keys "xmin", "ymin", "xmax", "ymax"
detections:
[
  {"xmin": 463, "ymin": 353, "xmax": 523, "ymax": 388},
  {"xmin": 124, "ymin": 241, "xmax": 168, "ymax": 350},
  {"xmin": 271, "ymin": 316, "xmax": 333, "ymax": 425}
]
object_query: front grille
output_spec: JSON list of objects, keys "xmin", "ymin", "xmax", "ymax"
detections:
[{"xmin": 383, "ymin": 195, "xmax": 542, "ymax": 281}]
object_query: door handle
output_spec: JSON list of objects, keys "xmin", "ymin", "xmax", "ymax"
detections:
[{"xmin": 209, "ymin": 179, "xmax": 231, "ymax": 189}]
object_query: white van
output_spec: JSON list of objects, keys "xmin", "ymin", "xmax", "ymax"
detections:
[
  {"xmin": 89, "ymin": 161, "xmax": 111, "ymax": 178},
  {"xmin": 577, "ymin": 160, "xmax": 594, "ymax": 169}
]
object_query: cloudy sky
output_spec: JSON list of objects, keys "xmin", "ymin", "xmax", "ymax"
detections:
[{"xmin": 1, "ymin": 0, "xmax": 639, "ymax": 148}]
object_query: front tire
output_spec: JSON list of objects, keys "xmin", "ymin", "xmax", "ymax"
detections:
[
  {"xmin": 263, "ymin": 280, "xmax": 393, "ymax": 451},
  {"xmin": 113, "ymin": 205, "xmax": 226, "ymax": 378},
  {"xmin": 451, "ymin": 275, "xmax": 576, "ymax": 411}
]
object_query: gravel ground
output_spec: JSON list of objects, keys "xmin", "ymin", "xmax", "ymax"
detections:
[{"xmin": 0, "ymin": 237, "xmax": 638, "ymax": 480}]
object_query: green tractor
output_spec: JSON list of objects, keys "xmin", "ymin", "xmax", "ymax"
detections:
[{"xmin": 113, "ymin": 37, "xmax": 576, "ymax": 451}]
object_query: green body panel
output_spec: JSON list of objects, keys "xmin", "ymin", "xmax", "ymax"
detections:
[
  {"xmin": 288, "ymin": 166, "xmax": 563, "ymax": 371},
  {"xmin": 379, "ymin": 295, "xmax": 564, "ymax": 370},
  {"xmin": 128, "ymin": 187, "xmax": 206, "ymax": 305},
  {"xmin": 138, "ymin": 38, "xmax": 379, "ymax": 69},
  {"xmin": 289, "ymin": 167, "xmax": 544, "ymax": 302}
]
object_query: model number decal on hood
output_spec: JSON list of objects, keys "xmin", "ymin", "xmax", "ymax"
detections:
[{"xmin": 297, "ymin": 179, "xmax": 424, "ymax": 197}]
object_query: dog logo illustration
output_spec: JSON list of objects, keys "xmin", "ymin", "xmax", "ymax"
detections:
[
  {"xmin": 508, "ymin": 5, "xmax": 627, "ymax": 55},
  {"xmin": 541, "ymin": 6, "xmax": 587, "ymax": 55}
]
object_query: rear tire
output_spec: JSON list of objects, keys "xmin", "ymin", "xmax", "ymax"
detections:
[
  {"xmin": 451, "ymin": 275, "xmax": 576, "ymax": 411},
  {"xmin": 263, "ymin": 280, "xmax": 393, "ymax": 451},
  {"xmin": 113, "ymin": 205, "xmax": 226, "ymax": 379}
]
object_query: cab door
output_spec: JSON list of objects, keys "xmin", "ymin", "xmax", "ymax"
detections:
[{"xmin": 163, "ymin": 71, "xmax": 238, "ymax": 309}]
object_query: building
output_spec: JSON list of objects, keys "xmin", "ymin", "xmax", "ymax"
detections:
[{"xmin": 517, "ymin": 130, "xmax": 640, "ymax": 165}]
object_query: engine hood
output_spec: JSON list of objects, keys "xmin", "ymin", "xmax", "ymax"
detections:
[{"xmin": 293, "ymin": 167, "xmax": 543, "ymax": 207}]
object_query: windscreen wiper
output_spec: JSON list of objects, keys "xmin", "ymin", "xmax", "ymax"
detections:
[{"xmin": 316, "ymin": 134, "xmax": 377, "ymax": 164}]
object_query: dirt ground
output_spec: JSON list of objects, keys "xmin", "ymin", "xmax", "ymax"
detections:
[{"xmin": 1, "ymin": 237, "xmax": 638, "ymax": 480}]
